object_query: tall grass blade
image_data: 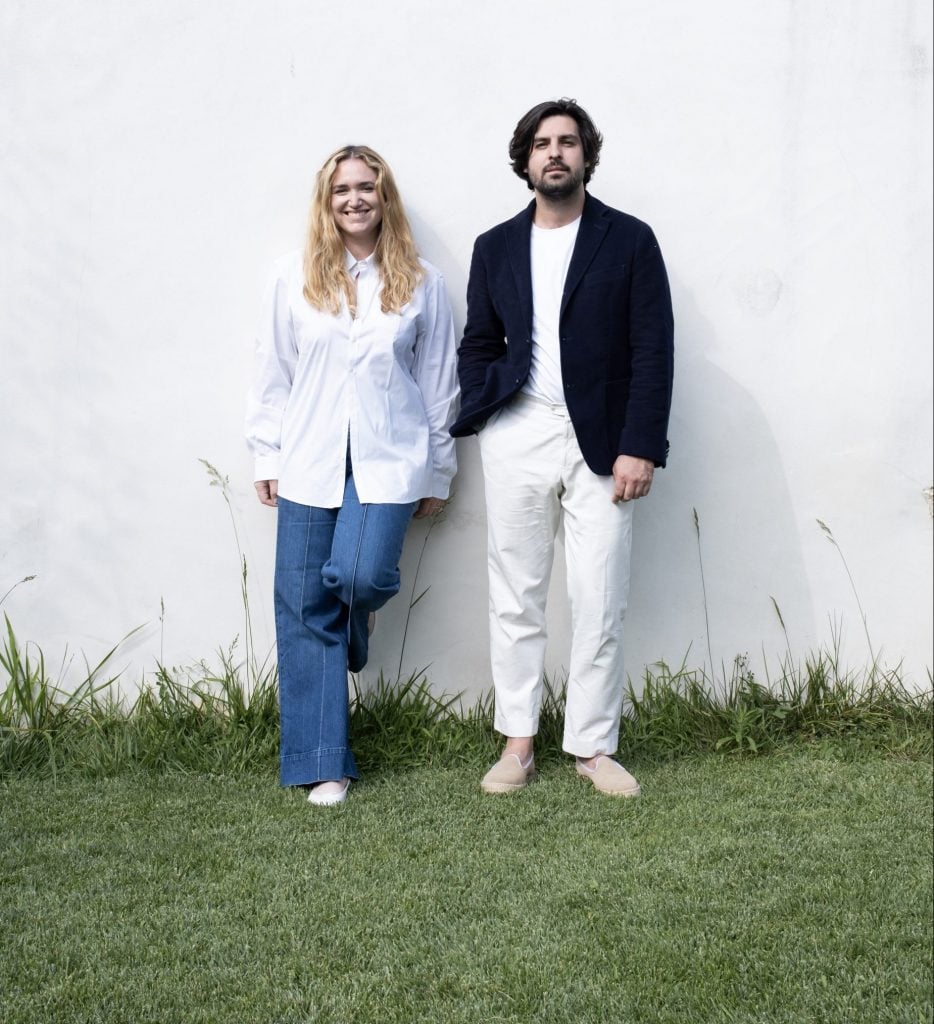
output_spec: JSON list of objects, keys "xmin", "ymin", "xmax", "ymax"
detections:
[
  {"xmin": 817, "ymin": 519, "xmax": 877, "ymax": 669},
  {"xmin": 396, "ymin": 507, "xmax": 445, "ymax": 683},
  {"xmin": 692, "ymin": 507, "xmax": 714, "ymax": 677},
  {"xmin": 0, "ymin": 575, "xmax": 37, "ymax": 608}
]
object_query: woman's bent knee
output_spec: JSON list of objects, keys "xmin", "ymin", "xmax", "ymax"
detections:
[{"xmin": 321, "ymin": 561, "xmax": 401, "ymax": 610}]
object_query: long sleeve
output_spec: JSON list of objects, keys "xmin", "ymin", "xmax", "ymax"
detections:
[
  {"xmin": 458, "ymin": 238, "xmax": 508, "ymax": 409},
  {"xmin": 412, "ymin": 268, "xmax": 459, "ymax": 498},
  {"xmin": 617, "ymin": 224, "xmax": 674, "ymax": 466},
  {"xmin": 244, "ymin": 259, "xmax": 297, "ymax": 482}
]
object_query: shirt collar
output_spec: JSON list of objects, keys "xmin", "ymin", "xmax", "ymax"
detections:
[{"xmin": 344, "ymin": 249, "xmax": 377, "ymax": 276}]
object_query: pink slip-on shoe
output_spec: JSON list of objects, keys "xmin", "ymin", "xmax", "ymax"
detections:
[
  {"xmin": 480, "ymin": 754, "xmax": 537, "ymax": 794},
  {"xmin": 576, "ymin": 756, "xmax": 641, "ymax": 797}
]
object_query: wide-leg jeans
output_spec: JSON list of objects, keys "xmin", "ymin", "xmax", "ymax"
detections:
[
  {"xmin": 478, "ymin": 393, "xmax": 634, "ymax": 757},
  {"xmin": 274, "ymin": 471, "xmax": 415, "ymax": 787}
]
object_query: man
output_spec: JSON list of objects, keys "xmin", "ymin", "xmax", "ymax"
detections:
[{"xmin": 450, "ymin": 98, "xmax": 674, "ymax": 796}]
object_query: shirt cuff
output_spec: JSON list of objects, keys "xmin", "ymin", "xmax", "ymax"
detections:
[
  {"xmin": 254, "ymin": 454, "xmax": 280, "ymax": 482},
  {"xmin": 429, "ymin": 473, "xmax": 452, "ymax": 500}
]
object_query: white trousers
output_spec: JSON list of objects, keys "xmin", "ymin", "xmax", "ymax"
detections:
[{"xmin": 478, "ymin": 393, "xmax": 634, "ymax": 757}]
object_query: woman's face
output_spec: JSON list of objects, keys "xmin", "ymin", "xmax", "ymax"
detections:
[{"xmin": 330, "ymin": 158, "xmax": 383, "ymax": 252}]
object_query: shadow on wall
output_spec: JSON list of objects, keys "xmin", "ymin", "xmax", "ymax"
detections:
[
  {"xmin": 627, "ymin": 278, "xmax": 816, "ymax": 690},
  {"xmin": 407, "ymin": 209, "xmax": 469, "ymax": 326},
  {"xmin": 357, "ymin": 268, "xmax": 818, "ymax": 704}
]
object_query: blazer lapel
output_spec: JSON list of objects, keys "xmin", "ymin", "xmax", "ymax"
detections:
[
  {"xmin": 505, "ymin": 202, "xmax": 535, "ymax": 336},
  {"xmin": 560, "ymin": 194, "xmax": 609, "ymax": 318}
]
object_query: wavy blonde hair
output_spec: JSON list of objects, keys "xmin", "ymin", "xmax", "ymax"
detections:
[{"xmin": 303, "ymin": 145, "xmax": 423, "ymax": 316}]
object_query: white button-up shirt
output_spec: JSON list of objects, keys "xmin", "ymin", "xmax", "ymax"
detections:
[{"xmin": 245, "ymin": 249, "xmax": 459, "ymax": 507}]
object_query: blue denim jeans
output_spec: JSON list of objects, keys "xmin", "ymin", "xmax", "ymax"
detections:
[{"xmin": 274, "ymin": 470, "xmax": 415, "ymax": 787}]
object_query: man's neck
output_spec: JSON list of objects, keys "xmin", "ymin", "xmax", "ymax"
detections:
[{"xmin": 532, "ymin": 188, "xmax": 585, "ymax": 228}]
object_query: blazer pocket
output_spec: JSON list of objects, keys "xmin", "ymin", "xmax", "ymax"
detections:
[{"xmin": 582, "ymin": 264, "xmax": 628, "ymax": 287}]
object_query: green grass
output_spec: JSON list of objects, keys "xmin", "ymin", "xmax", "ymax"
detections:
[
  {"xmin": 2, "ymin": 611, "xmax": 931, "ymax": 779},
  {"xmin": 3, "ymin": 477, "xmax": 929, "ymax": 1019},
  {"xmin": 1, "ymin": 615, "xmax": 932, "ymax": 1021},
  {"xmin": 2, "ymin": 748, "xmax": 931, "ymax": 1024}
]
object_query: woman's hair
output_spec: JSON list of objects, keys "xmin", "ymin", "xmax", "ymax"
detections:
[
  {"xmin": 508, "ymin": 98, "xmax": 603, "ymax": 189},
  {"xmin": 303, "ymin": 144, "xmax": 423, "ymax": 316}
]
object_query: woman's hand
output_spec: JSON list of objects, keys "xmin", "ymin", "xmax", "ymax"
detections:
[
  {"xmin": 414, "ymin": 497, "xmax": 445, "ymax": 519},
  {"xmin": 255, "ymin": 480, "xmax": 279, "ymax": 507}
]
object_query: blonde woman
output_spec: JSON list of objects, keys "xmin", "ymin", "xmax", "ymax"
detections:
[{"xmin": 246, "ymin": 146, "xmax": 458, "ymax": 806}]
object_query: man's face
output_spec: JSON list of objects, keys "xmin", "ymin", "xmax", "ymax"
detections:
[{"xmin": 526, "ymin": 114, "xmax": 586, "ymax": 199}]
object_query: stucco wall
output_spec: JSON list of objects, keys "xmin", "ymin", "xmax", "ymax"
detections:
[{"xmin": 2, "ymin": 0, "xmax": 931, "ymax": 699}]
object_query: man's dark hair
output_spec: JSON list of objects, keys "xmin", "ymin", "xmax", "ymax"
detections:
[{"xmin": 508, "ymin": 97, "xmax": 603, "ymax": 190}]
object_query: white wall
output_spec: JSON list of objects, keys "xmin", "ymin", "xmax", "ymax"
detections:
[{"xmin": 2, "ymin": 0, "xmax": 931, "ymax": 700}]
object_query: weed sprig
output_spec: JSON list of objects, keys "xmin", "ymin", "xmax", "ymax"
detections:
[{"xmin": 1, "ymin": 614, "xmax": 929, "ymax": 779}]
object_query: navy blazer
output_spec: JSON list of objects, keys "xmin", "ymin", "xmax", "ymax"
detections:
[{"xmin": 450, "ymin": 193, "xmax": 674, "ymax": 471}]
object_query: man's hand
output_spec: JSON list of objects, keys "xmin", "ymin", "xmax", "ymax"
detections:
[
  {"xmin": 612, "ymin": 456, "xmax": 654, "ymax": 503},
  {"xmin": 255, "ymin": 479, "xmax": 279, "ymax": 507},
  {"xmin": 414, "ymin": 497, "xmax": 446, "ymax": 519}
]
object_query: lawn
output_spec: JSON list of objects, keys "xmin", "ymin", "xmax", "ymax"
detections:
[{"xmin": 2, "ymin": 746, "xmax": 931, "ymax": 1024}]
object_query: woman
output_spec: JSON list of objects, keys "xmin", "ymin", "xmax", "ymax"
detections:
[{"xmin": 245, "ymin": 145, "xmax": 458, "ymax": 806}]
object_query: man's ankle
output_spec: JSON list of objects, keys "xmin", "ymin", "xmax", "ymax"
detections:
[{"xmin": 502, "ymin": 739, "xmax": 534, "ymax": 766}]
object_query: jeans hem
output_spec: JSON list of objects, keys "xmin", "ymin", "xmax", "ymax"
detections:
[{"xmin": 280, "ymin": 748, "xmax": 359, "ymax": 787}]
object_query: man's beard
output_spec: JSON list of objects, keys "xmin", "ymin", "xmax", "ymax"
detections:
[{"xmin": 530, "ymin": 163, "xmax": 584, "ymax": 199}]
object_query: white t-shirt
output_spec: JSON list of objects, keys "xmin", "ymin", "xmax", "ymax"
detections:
[
  {"xmin": 245, "ymin": 249, "xmax": 459, "ymax": 507},
  {"xmin": 522, "ymin": 216, "xmax": 581, "ymax": 404}
]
